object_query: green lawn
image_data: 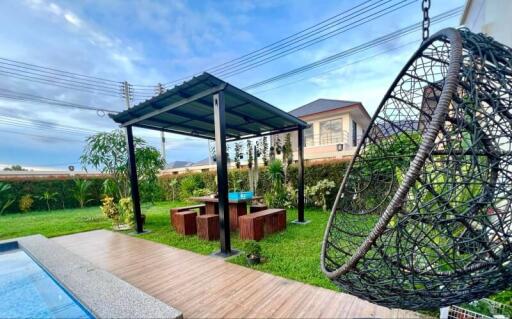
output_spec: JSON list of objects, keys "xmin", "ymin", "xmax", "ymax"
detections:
[
  {"xmin": 2, "ymin": 202, "xmax": 509, "ymax": 306},
  {"xmin": 0, "ymin": 206, "xmax": 111, "ymax": 240},
  {"xmin": 0, "ymin": 201, "xmax": 337, "ymax": 290}
]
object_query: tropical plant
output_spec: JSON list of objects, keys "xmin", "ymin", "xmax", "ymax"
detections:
[
  {"xmin": 244, "ymin": 241, "xmax": 262, "ymax": 258},
  {"xmin": 260, "ymin": 136, "xmax": 269, "ymax": 166},
  {"xmin": 100, "ymin": 196, "xmax": 120, "ymax": 226},
  {"xmin": 0, "ymin": 182, "xmax": 15, "ymax": 215},
  {"xmin": 19, "ymin": 194, "xmax": 34, "ymax": 212},
  {"xmin": 283, "ymin": 184, "xmax": 298, "ymax": 209},
  {"xmin": 37, "ymin": 191, "xmax": 59, "ymax": 211},
  {"xmin": 72, "ymin": 179, "xmax": 93, "ymax": 208},
  {"xmin": 102, "ymin": 179, "xmax": 118, "ymax": 198},
  {"xmin": 264, "ymin": 159, "xmax": 287, "ymax": 208},
  {"xmin": 282, "ymin": 133, "xmax": 293, "ymax": 165},
  {"xmin": 80, "ymin": 129, "xmax": 165, "ymax": 201},
  {"xmin": 267, "ymin": 159, "xmax": 284, "ymax": 191},
  {"xmin": 168, "ymin": 179, "xmax": 178, "ymax": 201},
  {"xmin": 118, "ymin": 197, "xmax": 134, "ymax": 227},
  {"xmin": 305, "ymin": 179, "xmax": 336, "ymax": 211},
  {"xmin": 234, "ymin": 142, "xmax": 243, "ymax": 168}
]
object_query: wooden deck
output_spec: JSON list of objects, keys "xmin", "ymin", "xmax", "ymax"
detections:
[{"xmin": 52, "ymin": 230, "xmax": 420, "ymax": 318}]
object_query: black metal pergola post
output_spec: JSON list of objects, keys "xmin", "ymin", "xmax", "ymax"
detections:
[
  {"xmin": 297, "ymin": 128, "xmax": 305, "ymax": 223},
  {"xmin": 212, "ymin": 91, "xmax": 233, "ymax": 256},
  {"xmin": 125, "ymin": 125, "xmax": 144, "ymax": 233},
  {"xmin": 293, "ymin": 127, "xmax": 308, "ymax": 224}
]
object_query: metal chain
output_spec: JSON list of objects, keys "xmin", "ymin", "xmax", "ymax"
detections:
[{"xmin": 422, "ymin": 0, "xmax": 431, "ymax": 41}]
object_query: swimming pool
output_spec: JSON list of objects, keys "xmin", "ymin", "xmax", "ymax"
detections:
[{"xmin": 0, "ymin": 247, "xmax": 93, "ymax": 318}]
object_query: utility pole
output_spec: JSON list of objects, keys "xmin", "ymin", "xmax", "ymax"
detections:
[
  {"xmin": 122, "ymin": 81, "xmax": 132, "ymax": 110},
  {"xmin": 156, "ymin": 83, "xmax": 166, "ymax": 162}
]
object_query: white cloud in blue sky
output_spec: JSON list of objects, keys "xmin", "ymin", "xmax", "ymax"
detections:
[{"xmin": 0, "ymin": 0, "xmax": 464, "ymax": 169}]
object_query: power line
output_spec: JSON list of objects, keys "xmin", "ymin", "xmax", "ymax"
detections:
[
  {"xmin": 0, "ymin": 115, "xmax": 100, "ymax": 136},
  {"xmin": 243, "ymin": 7, "xmax": 462, "ymax": 91},
  {"xmin": 0, "ymin": 128, "xmax": 85, "ymax": 143},
  {"xmin": 214, "ymin": 0, "xmax": 416, "ymax": 78},
  {"xmin": 251, "ymin": 41, "xmax": 418, "ymax": 95},
  {"xmin": 164, "ymin": 0, "xmax": 416, "ymax": 86},
  {"xmin": 0, "ymin": 57, "xmax": 158, "ymax": 90},
  {"xmin": 0, "ymin": 88, "xmax": 120, "ymax": 114},
  {"xmin": 208, "ymin": 0, "xmax": 395, "ymax": 75}
]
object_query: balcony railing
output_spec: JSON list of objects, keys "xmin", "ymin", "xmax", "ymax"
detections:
[{"xmin": 304, "ymin": 132, "xmax": 349, "ymax": 147}]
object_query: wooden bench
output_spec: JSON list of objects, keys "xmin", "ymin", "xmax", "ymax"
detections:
[
  {"xmin": 249, "ymin": 203, "xmax": 267, "ymax": 214},
  {"xmin": 170, "ymin": 204, "xmax": 206, "ymax": 228},
  {"xmin": 196, "ymin": 214, "xmax": 219, "ymax": 241},
  {"xmin": 239, "ymin": 209, "xmax": 286, "ymax": 241},
  {"xmin": 174, "ymin": 210, "xmax": 197, "ymax": 235}
]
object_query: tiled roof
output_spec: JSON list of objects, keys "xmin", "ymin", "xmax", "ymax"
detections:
[{"xmin": 289, "ymin": 99, "xmax": 360, "ymax": 118}]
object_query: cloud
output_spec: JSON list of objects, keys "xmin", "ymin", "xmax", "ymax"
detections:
[{"xmin": 0, "ymin": 0, "xmax": 465, "ymax": 169}]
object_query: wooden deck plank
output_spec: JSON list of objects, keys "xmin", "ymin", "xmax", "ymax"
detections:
[{"xmin": 52, "ymin": 230, "xmax": 420, "ymax": 319}]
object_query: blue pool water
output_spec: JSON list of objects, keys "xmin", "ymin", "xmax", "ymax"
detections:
[{"xmin": 0, "ymin": 248, "xmax": 93, "ymax": 318}]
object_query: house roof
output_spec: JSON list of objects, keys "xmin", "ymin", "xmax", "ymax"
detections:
[
  {"xmin": 288, "ymin": 98, "xmax": 361, "ymax": 118},
  {"xmin": 110, "ymin": 73, "xmax": 308, "ymax": 141}
]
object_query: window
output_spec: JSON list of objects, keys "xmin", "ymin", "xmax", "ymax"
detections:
[
  {"xmin": 304, "ymin": 127, "xmax": 314, "ymax": 146},
  {"xmin": 319, "ymin": 119, "xmax": 342, "ymax": 145},
  {"xmin": 352, "ymin": 120, "xmax": 358, "ymax": 147}
]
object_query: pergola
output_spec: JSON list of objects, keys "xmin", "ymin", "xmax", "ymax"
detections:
[{"xmin": 110, "ymin": 73, "xmax": 309, "ymax": 256}]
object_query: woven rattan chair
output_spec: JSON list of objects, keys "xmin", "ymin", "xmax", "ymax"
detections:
[{"xmin": 321, "ymin": 28, "xmax": 512, "ymax": 310}]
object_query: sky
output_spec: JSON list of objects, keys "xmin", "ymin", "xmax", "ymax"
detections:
[{"xmin": 0, "ymin": 0, "xmax": 465, "ymax": 170}]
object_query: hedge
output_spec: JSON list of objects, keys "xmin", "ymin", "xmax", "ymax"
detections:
[
  {"xmin": 1, "ymin": 159, "xmax": 349, "ymax": 214},
  {"xmin": 2, "ymin": 176, "xmax": 106, "ymax": 213},
  {"xmin": 159, "ymin": 159, "xmax": 349, "ymax": 202}
]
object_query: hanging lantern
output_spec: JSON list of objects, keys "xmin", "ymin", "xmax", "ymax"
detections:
[{"xmin": 321, "ymin": 28, "xmax": 512, "ymax": 310}]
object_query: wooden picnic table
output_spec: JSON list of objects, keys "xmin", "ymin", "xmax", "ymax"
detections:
[{"xmin": 189, "ymin": 196, "xmax": 262, "ymax": 230}]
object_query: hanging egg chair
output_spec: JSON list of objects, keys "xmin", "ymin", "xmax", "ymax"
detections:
[{"xmin": 321, "ymin": 27, "xmax": 512, "ymax": 310}]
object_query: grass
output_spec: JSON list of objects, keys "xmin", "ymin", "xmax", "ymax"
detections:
[
  {"xmin": 0, "ymin": 207, "xmax": 111, "ymax": 240},
  {"xmin": 0, "ymin": 201, "xmax": 337, "ymax": 290}
]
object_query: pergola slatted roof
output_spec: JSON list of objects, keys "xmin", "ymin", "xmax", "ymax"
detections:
[
  {"xmin": 111, "ymin": 72, "xmax": 307, "ymax": 256},
  {"xmin": 110, "ymin": 73, "xmax": 309, "ymax": 140}
]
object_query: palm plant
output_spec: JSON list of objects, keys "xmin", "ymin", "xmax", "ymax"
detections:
[
  {"xmin": 37, "ymin": 191, "xmax": 59, "ymax": 211},
  {"xmin": 73, "ymin": 179, "xmax": 93, "ymax": 208},
  {"xmin": 267, "ymin": 159, "xmax": 284, "ymax": 191},
  {"xmin": 0, "ymin": 182, "xmax": 15, "ymax": 215}
]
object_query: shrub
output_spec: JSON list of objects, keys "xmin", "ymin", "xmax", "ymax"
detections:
[
  {"xmin": 179, "ymin": 174, "xmax": 205, "ymax": 199},
  {"xmin": 244, "ymin": 241, "xmax": 261, "ymax": 258},
  {"xmin": 305, "ymin": 179, "xmax": 336, "ymax": 211},
  {"xmin": 19, "ymin": 194, "xmax": 34, "ymax": 213},
  {"xmin": 100, "ymin": 196, "xmax": 120, "ymax": 226},
  {"xmin": 118, "ymin": 197, "xmax": 134, "ymax": 227}
]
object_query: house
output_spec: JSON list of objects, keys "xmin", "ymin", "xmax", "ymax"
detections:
[
  {"xmin": 273, "ymin": 99, "xmax": 371, "ymax": 162},
  {"xmin": 161, "ymin": 98, "xmax": 371, "ymax": 175},
  {"xmin": 460, "ymin": 0, "xmax": 512, "ymax": 47}
]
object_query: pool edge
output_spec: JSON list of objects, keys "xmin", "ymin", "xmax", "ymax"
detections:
[{"xmin": 0, "ymin": 235, "xmax": 182, "ymax": 319}]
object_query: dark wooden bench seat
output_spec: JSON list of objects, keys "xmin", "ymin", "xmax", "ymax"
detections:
[
  {"xmin": 197, "ymin": 214, "xmax": 219, "ymax": 241},
  {"xmin": 249, "ymin": 203, "xmax": 268, "ymax": 214},
  {"xmin": 239, "ymin": 208, "xmax": 286, "ymax": 241},
  {"xmin": 170, "ymin": 204, "xmax": 206, "ymax": 228},
  {"xmin": 174, "ymin": 210, "xmax": 197, "ymax": 235}
]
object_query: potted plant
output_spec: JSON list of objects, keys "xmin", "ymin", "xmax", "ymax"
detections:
[{"xmin": 244, "ymin": 241, "xmax": 262, "ymax": 265}]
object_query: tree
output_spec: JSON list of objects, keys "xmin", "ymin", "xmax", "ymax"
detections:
[
  {"xmin": 37, "ymin": 191, "xmax": 59, "ymax": 211},
  {"xmin": 80, "ymin": 129, "xmax": 165, "ymax": 201},
  {"xmin": 3, "ymin": 165, "xmax": 27, "ymax": 171},
  {"xmin": 72, "ymin": 179, "xmax": 93, "ymax": 208}
]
